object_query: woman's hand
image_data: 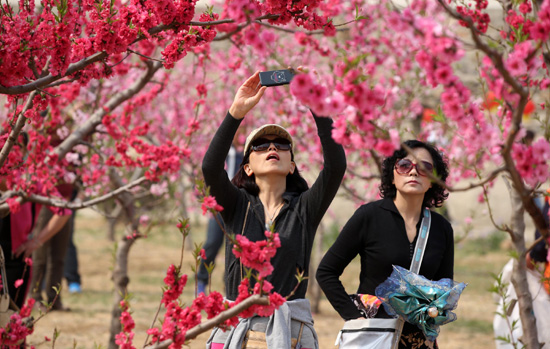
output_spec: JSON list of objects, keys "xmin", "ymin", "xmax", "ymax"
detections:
[
  {"xmin": 15, "ymin": 238, "xmax": 42, "ymax": 260},
  {"xmin": 229, "ymin": 71, "xmax": 267, "ymax": 120}
]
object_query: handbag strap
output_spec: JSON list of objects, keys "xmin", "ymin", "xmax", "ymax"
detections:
[
  {"xmin": 0, "ymin": 248, "xmax": 20, "ymax": 313},
  {"xmin": 240, "ymin": 201, "xmax": 251, "ymax": 280},
  {"xmin": 296, "ymin": 322, "xmax": 304, "ymax": 345},
  {"xmin": 409, "ymin": 207, "xmax": 431, "ymax": 274},
  {"xmin": 0, "ymin": 248, "xmax": 9, "ymax": 298},
  {"xmin": 392, "ymin": 207, "xmax": 431, "ymax": 349}
]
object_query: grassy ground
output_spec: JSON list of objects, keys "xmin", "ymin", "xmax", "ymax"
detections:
[{"xmin": 24, "ymin": 214, "xmax": 511, "ymax": 348}]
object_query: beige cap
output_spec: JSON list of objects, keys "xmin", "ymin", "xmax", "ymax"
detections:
[{"xmin": 243, "ymin": 124, "xmax": 293, "ymax": 155}]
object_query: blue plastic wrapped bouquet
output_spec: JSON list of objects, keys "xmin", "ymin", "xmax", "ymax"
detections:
[{"xmin": 375, "ymin": 265, "xmax": 467, "ymax": 341}]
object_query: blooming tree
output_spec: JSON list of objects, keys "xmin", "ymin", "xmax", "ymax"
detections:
[
  {"xmin": 116, "ymin": 217, "xmax": 286, "ymax": 349},
  {"xmin": 1, "ymin": 0, "xmax": 550, "ymax": 347}
]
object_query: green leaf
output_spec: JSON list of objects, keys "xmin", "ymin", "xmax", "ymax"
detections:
[{"xmin": 432, "ymin": 106, "xmax": 447, "ymax": 122}]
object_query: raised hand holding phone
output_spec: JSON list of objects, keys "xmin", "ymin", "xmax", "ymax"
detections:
[{"xmin": 229, "ymin": 71, "xmax": 267, "ymax": 119}]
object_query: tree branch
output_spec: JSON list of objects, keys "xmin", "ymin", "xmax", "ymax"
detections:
[
  {"xmin": 53, "ymin": 61, "xmax": 162, "ymax": 160},
  {"xmin": 0, "ymin": 15, "xmax": 280, "ymax": 95},
  {"xmin": 340, "ymin": 182, "xmax": 368, "ymax": 203},
  {"xmin": 0, "ymin": 91, "xmax": 37, "ymax": 169},
  {"xmin": 436, "ymin": 0, "xmax": 529, "ymax": 155},
  {"xmin": 143, "ymin": 294, "xmax": 270, "ymax": 349},
  {"xmin": 0, "ymin": 176, "xmax": 149, "ymax": 211},
  {"xmin": 254, "ymin": 20, "xmax": 350, "ymax": 35},
  {"xmin": 447, "ymin": 166, "xmax": 507, "ymax": 192},
  {"xmin": 346, "ymin": 166, "xmax": 380, "ymax": 181},
  {"xmin": 436, "ymin": 0, "xmax": 548, "ymax": 240},
  {"xmin": 0, "ymin": 51, "xmax": 108, "ymax": 95}
]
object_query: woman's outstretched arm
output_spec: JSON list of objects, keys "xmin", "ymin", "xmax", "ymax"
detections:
[
  {"xmin": 302, "ymin": 111, "xmax": 347, "ymax": 230},
  {"xmin": 201, "ymin": 72, "xmax": 266, "ymax": 218}
]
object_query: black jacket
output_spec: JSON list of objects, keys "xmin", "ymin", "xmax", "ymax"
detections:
[
  {"xmin": 530, "ymin": 200, "xmax": 549, "ymax": 263},
  {"xmin": 202, "ymin": 111, "xmax": 346, "ymax": 300},
  {"xmin": 316, "ymin": 198, "xmax": 454, "ymax": 320}
]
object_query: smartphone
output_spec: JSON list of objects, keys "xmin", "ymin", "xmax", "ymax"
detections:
[{"xmin": 259, "ymin": 69, "xmax": 295, "ymax": 87}]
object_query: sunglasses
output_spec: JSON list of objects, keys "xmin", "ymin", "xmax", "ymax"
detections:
[
  {"xmin": 250, "ymin": 138, "xmax": 291, "ymax": 152},
  {"xmin": 395, "ymin": 158, "xmax": 434, "ymax": 177}
]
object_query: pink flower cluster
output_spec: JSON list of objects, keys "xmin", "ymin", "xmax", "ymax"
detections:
[
  {"xmin": 294, "ymin": 32, "xmax": 330, "ymax": 57},
  {"xmin": 0, "ymin": 298, "xmax": 35, "ymax": 346},
  {"xmin": 115, "ymin": 300, "xmax": 136, "ymax": 349},
  {"xmin": 511, "ymin": 139, "xmax": 550, "ymax": 188},
  {"xmin": 504, "ymin": 9, "xmax": 535, "ymax": 42},
  {"xmin": 456, "ymin": 0, "xmax": 491, "ymax": 33},
  {"xmin": 161, "ymin": 25, "xmax": 217, "ymax": 69},
  {"xmin": 144, "ymin": 217, "xmax": 286, "ymax": 345},
  {"xmin": 0, "ymin": 134, "xmax": 32, "ymax": 196},
  {"xmin": 232, "ymin": 231, "xmax": 281, "ymax": 278},
  {"xmin": 529, "ymin": 0, "xmax": 550, "ymax": 41},
  {"xmin": 290, "ymin": 73, "xmax": 346, "ymax": 117},
  {"xmin": 233, "ymin": 279, "xmax": 286, "ymax": 318},
  {"xmin": 223, "ymin": 0, "xmax": 261, "ymax": 24},
  {"xmin": 201, "ymin": 195, "xmax": 224, "ymax": 215},
  {"xmin": 144, "ymin": 0, "xmax": 197, "ymax": 26},
  {"xmin": 504, "ymin": 41, "xmax": 541, "ymax": 79},
  {"xmin": 0, "ymin": 0, "xmax": 343, "ymax": 213},
  {"xmin": 270, "ymin": 0, "xmax": 332, "ymax": 32},
  {"xmin": 217, "ymin": 0, "xmax": 332, "ymax": 34},
  {"xmin": 241, "ymin": 25, "xmax": 280, "ymax": 55},
  {"xmin": 0, "ymin": 0, "xmax": 218, "ymax": 88},
  {"xmin": 162, "ymin": 264, "xmax": 188, "ymax": 306},
  {"xmin": 146, "ymin": 264, "xmax": 243, "ymax": 347},
  {"xmin": 500, "ymin": 0, "xmax": 550, "ymax": 42},
  {"xmin": 100, "ymin": 110, "xmax": 192, "ymax": 183}
]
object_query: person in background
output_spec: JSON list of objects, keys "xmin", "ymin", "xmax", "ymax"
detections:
[
  {"xmin": 317, "ymin": 140, "xmax": 453, "ymax": 349},
  {"xmin": 28, "ymin": 184, "xmax": 77, "ymax": 311},
  {"xmin": 522, "ymin": 129, "xmax": 548, "ymax": 279},
  {"xmin": 526, "ymin": 196, "xmax": 549, "ymax": 277},
  {"xmin": 64, "ymin": 211, "xmax": 82, "ymax": 294},
  {"xmin": 1, "ymin": 203, "xmax": 71, "ymax": 310},
  {"xmin": 493, "ymin": 193, "xmax": 550, "ymax": 349},
  {"xmin": 0, "ymin": 132, "xmax": 72, "ymax": 309}
]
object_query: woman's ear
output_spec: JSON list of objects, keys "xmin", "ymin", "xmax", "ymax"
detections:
[
  {"xmin": 289, "ymin": 162, "xmax": 296, "ymax": 175},
  {"xmin": 244, "ymin": 164, "xmax": 253, "ymax": 176}
]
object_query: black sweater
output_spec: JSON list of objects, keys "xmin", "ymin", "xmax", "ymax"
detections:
[
  {"xmin": 316, "ymin": 198, "xmax": 454, "ymax": 320},
  {"xmin": 530, "ymin": 200, "xmax": 549, "ymax": 263},
  {"xmin": 202, "ymin": 111, "xmax": 346, "ymax": 301}
]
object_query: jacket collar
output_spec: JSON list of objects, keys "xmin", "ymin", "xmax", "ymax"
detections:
[
  {"xmin": 381, "ymin": 197, "xmax": 425, "ymax": 228},
  {"xmin": 380, "ymin": 197, "xmax": 399, "ymax": 214}
]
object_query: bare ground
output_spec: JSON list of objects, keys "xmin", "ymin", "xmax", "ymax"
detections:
[{"xmin": 24, "ymin": 211, "xmax": 510, "ymax": 349}]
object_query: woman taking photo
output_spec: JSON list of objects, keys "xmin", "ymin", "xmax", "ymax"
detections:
[
  {"xmin": 316, "ymin": 140, "xmax": 453, "ymax": 349},
  {"xmin": 202, "ymin": 71, "xmax": 346, "ymax": 348}
]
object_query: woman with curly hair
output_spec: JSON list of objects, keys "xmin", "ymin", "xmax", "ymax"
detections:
[{"xmin": 316, "ymin": 140, "xmax": 453, "ymax": 349}]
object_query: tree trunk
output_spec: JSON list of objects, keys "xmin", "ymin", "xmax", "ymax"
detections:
[
  {"xmin": 509, "ymin": 185, "xmax": 541, "ymax": 349},
  {"xmin": 107, "ymin": 204, "xmax": 123, "ymax": 241},
  {"xmin": 107, "ymin": 169, "xmax": 139, "ymax": 349},
  {"xmin": 108, "ymin": 237, "xmax": 135, "ymax": 349}
]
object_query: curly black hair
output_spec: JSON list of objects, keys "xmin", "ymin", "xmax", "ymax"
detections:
[
  {"xmin": 379, "ymin": 140, "xmax": 449, "ymax": 208},
  {"xmin": 231, "ymin": 150, "xmax": 309, "ymax": 196}
]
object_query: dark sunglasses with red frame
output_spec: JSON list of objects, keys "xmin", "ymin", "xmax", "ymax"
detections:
[{"xmin": 394, "ymin": 158, "xmax": 434, "ymax": 177}]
